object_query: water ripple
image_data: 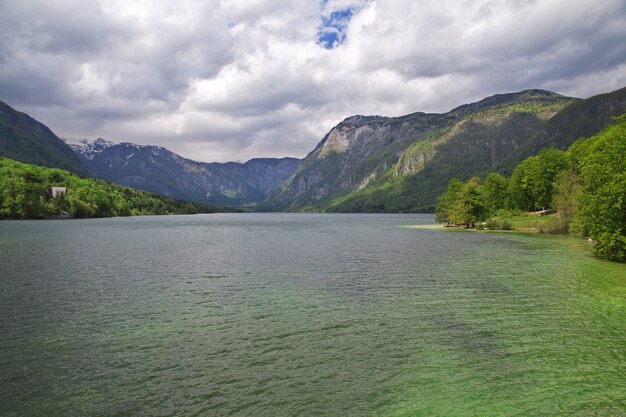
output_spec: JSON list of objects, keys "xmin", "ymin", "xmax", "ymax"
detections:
[{"xmin": 0, "ymin": 214, "xmax": 624, "ymax": 417}]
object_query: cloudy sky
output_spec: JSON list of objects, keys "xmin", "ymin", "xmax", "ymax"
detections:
[{"xmin": 1, "ymin": 0, "xmax": 625, "ymax": 162}]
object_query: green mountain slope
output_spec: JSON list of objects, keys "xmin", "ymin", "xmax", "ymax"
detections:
[
  {"xmin": 497, "ymin": 86, "xmax": 626, "ymax": 169},
  {"xmin": 327, "ymin": 99, "xmax": 576, "ymax": 212},
  {"xmin": 260, "ymin": 112, "xmax": 460, "ymax": 211},
  {"xmin": 0, "ymin": 101, "xmax": 88, "ymax": 175},
  {"xmin": 0, "ymin": 157, "xmax": 220, "ymax": 219},
  {"xmin": 261, "ymin": 89, "xmax": 584, "ymax": 212}
]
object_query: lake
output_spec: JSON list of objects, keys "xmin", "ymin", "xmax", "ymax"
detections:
[{"xmin": 0, "ymin": 213, "xmax": 624, "ymax": 416}]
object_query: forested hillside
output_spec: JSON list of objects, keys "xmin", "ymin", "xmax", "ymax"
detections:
[
  {"xmin": 261, "ymin": 87, "xmax": 626, "ymax": 213},
  {"xmin": 0, "ymin": 101, "xmax": 88, "ymax": 175},
  {"xmin": 0, "ymin": 158, "xmax": 220, "ymax": 219},
  {"xmin": 435, "ymin": 114, "xmax": 626, "ymax": 262}
]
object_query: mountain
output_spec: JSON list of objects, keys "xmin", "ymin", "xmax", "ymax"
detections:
[
  {"xmin": 5, "ymin": 85, "xmax": 625, "ymax": 213},
  {"xmin": 261, "ymin": 87, "xmax": 626, "ymax": 212},
  {"xmin": 71, "ymin": 139, "xmax": 300, "ymax": 207},
  {"xmin": 0, "ymin": 101, "xmax": 88, "ymax": 175},
  {"xmin": 500, "ymin": 86, "xmax": 626, "ymax": 165},
  {"xmin": 260, "ymin": 90, "xmax": 575, "ymax": 211}
]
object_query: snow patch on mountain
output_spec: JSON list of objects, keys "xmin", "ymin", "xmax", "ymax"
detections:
[{"xmin": 68, "ymin": 138, "xmax": 116, "ymax": 160}]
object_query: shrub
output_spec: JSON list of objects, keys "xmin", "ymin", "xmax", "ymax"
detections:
[
  {"xmin": 544, "ymin": 215, "xmax": 569, "ymax": 234},
  {"xmin": 485, "ymin": 217, "xmax": 501, "ymax": 230}
]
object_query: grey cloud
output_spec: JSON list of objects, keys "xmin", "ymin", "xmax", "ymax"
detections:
[
  {"xmin": 351, "ymin": 0, "xmax": 625, "ymax": 83},
  {"xmin": 0, "ymin": 1, "xmax": 128, "ymax": 55},
  {"xmin": 1, "ymin": 0, "xmax": 235, "ymax": 107},
  {"xmin": 0, "ymin": 0, "xmax": 625, "ymax": 162}
]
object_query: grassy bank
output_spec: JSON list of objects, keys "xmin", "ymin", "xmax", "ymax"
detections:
[{"xmin": 500, "ymin": 214, "xmax": 557, "ymax": 233}]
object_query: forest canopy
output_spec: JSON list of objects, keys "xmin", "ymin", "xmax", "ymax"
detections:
[{"xmin": 0, "ymin": 157, "xmax": 220, "ymax": 219}]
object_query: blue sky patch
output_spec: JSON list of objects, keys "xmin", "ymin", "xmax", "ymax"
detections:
[{"xmin": 317, "ymin": 8, "xmax": 354, "ymax": 49}]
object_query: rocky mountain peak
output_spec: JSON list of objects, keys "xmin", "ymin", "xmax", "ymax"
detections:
[
  {"xmin": 69, "ymin": 138, "xmax": 300, "ymax": 207},
  {"xmin": 341, "ymin": 115, "xmax": 386, "ymax": 125},
  {"xmin": 69, "ymin": 138, "xmax": 116, "ymax": 160},
  {"xmin": 320, "ymin": 122, "xmax": 387, "ymax": 156}
]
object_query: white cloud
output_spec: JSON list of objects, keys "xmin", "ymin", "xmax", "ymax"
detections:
[{"xmin": 1, "ymin": 0, "xmax": 624, "ymax": 162}]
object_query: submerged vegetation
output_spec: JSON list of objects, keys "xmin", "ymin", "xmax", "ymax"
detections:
[
  {"xmin": 435, "ymin": 114, "xmax": 626, "ymax": 262},
  {"xmin": 0, "ymin": 157, "xmax": 222, "ymax": 219}
]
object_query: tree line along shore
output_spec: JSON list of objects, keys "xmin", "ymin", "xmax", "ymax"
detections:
[
  {"xmin": 435, "ymin": 114, "xmax": 626, "ymax": 262},
  {"xmin": 0, "ymin": 157, "xmax": 227, "ymax": 219}
]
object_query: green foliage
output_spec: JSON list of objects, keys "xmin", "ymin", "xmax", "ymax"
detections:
[
  {"xmin": 551, "ymin": 170, "xmax": 584, "ymax": 234},
  {"xmin": 508, "ymin": 148, "xmax": 569, "ymax": 211},
  {"xmin": 465, "ymin": 100, "xmax": 575, "ymax": 122},
  {"xmin": 542, "ymin": 214, "xmax": 570, "ymax": 234},
  {"xmin": 482, "ymin": 173, "xmax": 509, "ymax": 213},
  {"xmin": 462, "ymin": 177, "xmax": 490, "ymax": 227},
  {"xmin": 0, "ymin": 158, "xmax": 218, "ymax": 219},
  {"xmin": 435, "ymin": 177, "xmax": 489, "ymax": 227},
  {"xmin": 435, "ymin": 113, "xmax": 626, "ymax": 262},
  {"xmin": 575, "ymin": 115, "xmax": 626, "ymax": 261},
  {"xmin": 435, "ymin": 178, "xmax": 464, "ymax": 223},
  {"xmin": 500, "ymin": 217, "xmax": 513, "ymax": 230},
  {"xmin": 484, "ymin": 212, "xmax": 513, "ymax": 230},
  {"xmin": 484, "ymin": 217, "xmax": 501, "ymax": 230}
]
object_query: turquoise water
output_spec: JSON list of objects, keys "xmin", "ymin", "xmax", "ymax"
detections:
[{"xmin": 0, "ymin": 213, "xmax": 624, "ymax": 416}]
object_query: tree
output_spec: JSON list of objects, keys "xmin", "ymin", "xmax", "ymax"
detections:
[
  {"xmin": 550, "ymin": 170, "xmax": 583, "ymax": 234},
  {"xmin": 533, "ymin": 148, "xmax": 570, "ymax": 209},
  {"xmin": 482, "ymin": 172, "xmax": 508, "ymax": 215},
  {"xmin": 576, "ymin": 115, "xmax": 626, "ymax": 261},
  {"xmin": 435, "ymin": 178, "xmax": 464, "ymax": 224},
  {"xmin": 460, "ymin": 177, "xmax": 489, "ymax": 228},
  {"xmin": 508, "ymin": 148, "xmax": 569, "ymax": 211},
  {"xmin": 508, "ymin": 157, "xmax": 534, "ymax": 211},
  {"xmin": 435, "ymin": 177, "xmax": 488, "ymax": 228}
]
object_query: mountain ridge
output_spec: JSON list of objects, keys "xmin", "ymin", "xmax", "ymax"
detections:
[
  {"xmin": 261, "ymin": 87, "xmax": 626, "ymax": 212},
  {"xmin": 71, "ymin": 138, "xmax": 300, "ymax": 207},
  {"xmin": 3, "ymin": 86, "xmax": 625, "ymax": 213},
  {"xmin": 0, "ymin": 101, "xmax": 89, "ymax": 175}
]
